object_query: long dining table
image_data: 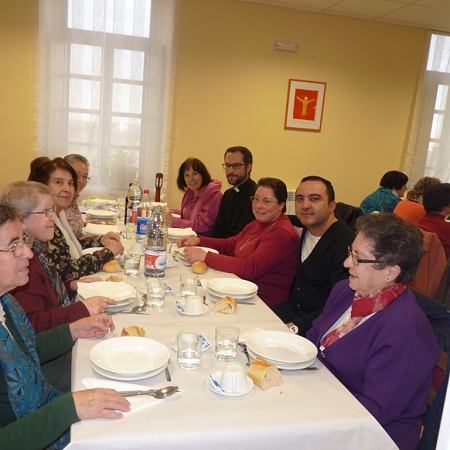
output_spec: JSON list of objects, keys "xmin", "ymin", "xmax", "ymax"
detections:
[{"xmin": 66, "ymin": 238, "xmax": 398, "ymax": 450}]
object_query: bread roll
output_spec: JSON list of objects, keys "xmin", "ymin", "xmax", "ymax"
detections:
[
  {"xmin": 212, "ymin": 296, "xmax": 237, "ymax": 314},
  {"xmin": 102, "ymin": 260, "xmax": 122, "ymax": 273},
  {"xmin": 106, "ymin": 275, "xmax": 123, "ymax": 282},
  {"xmin": 247, "ymin": 357, "xmax": 282, "ymax": 390},
  {"xmin": 121, "ymin": 326, "xmax": 145, "ymax": 337},
  {"xmin": 192, "ymin": 261, "xmax": 207, "ymax": 274}
]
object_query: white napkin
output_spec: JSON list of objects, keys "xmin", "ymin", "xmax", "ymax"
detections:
[
  {"xmin": 82, "ymin": 223, "xmax": 120, "ymax": 235},
  {"xmin": 81, "ymin": 378, "xmax": 160, "ymax": 413},
  {"xmin": 167, "ymin": 227, "xmax": 196, "ymax": 237},
  {"xmin": 239, "ymin": 327, "xmax": 266, "ymax": 344},
  {"xmin": 77, "ymin": 281, "xmax": 136, "ymax": 301}
]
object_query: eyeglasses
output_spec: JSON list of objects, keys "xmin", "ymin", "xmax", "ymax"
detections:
[
  {"xmin": 250, "ymin": 196, "xmax": 279, "ymax": 206},
  {"xmin": 27, "ymin": 206, "xmax": 56, "ymax": 218},
  {"xmin": 23, "ymin": 234, "xmax": 34, "ymax": 248},
  {"xmin": 347, "ymin": 247, "xmax": 382, "ymax": 266},
  {"xmin": 222, "ymin": 163, "xmax": 246, "ymax": 170},
  {"xmin": 0, "ymin": 240, "xmax": 26, "ymax": 258},
  {"xmin": 76, "ymin": 172, "xmax": 90, "ymax": 181}
]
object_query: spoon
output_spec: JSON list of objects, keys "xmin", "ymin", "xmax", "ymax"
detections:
[
  {"xmin": 108, "ymin": 304, "xmax": 147, "ymax": 315},
  {"xmin": 118, "ymin": 385, "xmax": 179, "ymax": 399}
]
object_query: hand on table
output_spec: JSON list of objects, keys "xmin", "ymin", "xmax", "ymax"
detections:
[
  {"xmin": 102, "ymin": 238, "xmax": 124, "ymax": 256},
  {"xmin": 73, "ymin": 388, "xmax": 131, "ymax": 420},
  {"xmin": 69, "ymin": 315, "xmax": 115, "ymax": 341},
  {"xmin": 177, "ymin": 236, "xmax": 200, "ymax": 248},
  {"xmin": 183, "ymin": 246, "xmax": 207, "ymax": 262},
  {"xmin": 102, "ymin": 231, "xmax": 122, "ymax": 243},
  {"xmin": 162, "ymin": 209, "xmax": 173, "ymax": 226},
  {"xmin": 82, "ymin": 296, "xmax": 117, "ymax": 315}
]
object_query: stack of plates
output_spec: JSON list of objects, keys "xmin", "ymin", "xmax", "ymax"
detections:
[
  {"xmin": 77, "ymin": 281, "xmax": 136, "ymax": 311},
  {"xmin": 206, "ymin": 278, "xmax": 258, "ymax": 302},
  {"xmin": 90, "ymin": 337, "xmax": 170, "ymax": 381},
  {"xmin": 177, "ymin": 247, "xmax": 218, "ymax": 266},
  {"xmin": 168, "ymin": 227, "xmax": 197, "ymax": 242},
  {"xmin": 85, "ymin": 209, "xmax": 117, "ymax": 220},
  {"xmin": 246, "ymin": 331, "xmax": 317, "ymax": 370}
]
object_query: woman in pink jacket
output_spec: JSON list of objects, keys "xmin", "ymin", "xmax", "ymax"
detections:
[{"xmin": 164, "ymin": 158, "xmax": 222, "ymax": 236}]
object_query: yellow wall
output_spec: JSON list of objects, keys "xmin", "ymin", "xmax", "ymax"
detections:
[{"xmin": 0, "ymin": 0, "xmax": 427, "ymax": 207}]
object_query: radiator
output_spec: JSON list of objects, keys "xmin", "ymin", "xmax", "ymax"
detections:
[{"xmin": 286, "ymin": 189, "xmax": 296, "ymax": 215}]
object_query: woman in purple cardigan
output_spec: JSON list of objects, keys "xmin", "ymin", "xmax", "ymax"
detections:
[
  {"xmin": 163, "ymin": 158, "xmax": 222, "ymax": 236},
  {"xmin": 307, "ymin": 213, "xmax": 439, "ymax": 450}
]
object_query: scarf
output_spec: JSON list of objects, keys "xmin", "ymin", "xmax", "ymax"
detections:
[
  {"xmin": 321, "ymin": 283, "xmax": 406, "ymax": 348},
  {"xmin": 56, "ymin": 211, "xmax": 83, "ymax": 258},
  {"xmin": 0, "ymin": 294, "xmax": 70, "ymax": 449}
]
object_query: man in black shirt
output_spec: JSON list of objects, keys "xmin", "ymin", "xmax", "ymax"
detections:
[{"xmin": 209, "ymin": 146, "xmax": 257, "ymax": 238}]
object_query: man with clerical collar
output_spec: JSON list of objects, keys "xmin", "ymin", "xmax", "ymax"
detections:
[
  {"xmin": 209, "ymin": 146, "xmax": 257, "ymax": 238},
  {"xmin": 272, "ymin": 175, "xmax": 355, "ymax": 336}
]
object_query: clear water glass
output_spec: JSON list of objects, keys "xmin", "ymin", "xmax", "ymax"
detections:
[{"xmin": 215, "ymin": 325, "xmax": 240, "ymax": 362}]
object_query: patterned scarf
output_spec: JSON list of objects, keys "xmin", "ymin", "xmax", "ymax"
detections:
[
  {"xmin": 0, "ymin": 294, "xmax": 70, "ymax": 449},
  {"xmin": 321, "ymin": 283, "xmax": 406, "ymax": 348},
  {"xmin": 38, "ymin": 253, "xmax": 72, "ymax": 307}
]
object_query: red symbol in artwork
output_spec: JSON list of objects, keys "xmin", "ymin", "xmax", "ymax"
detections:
[{"xmin": 293, "ymin": 89, "xmax": 317, "ymax": 121}]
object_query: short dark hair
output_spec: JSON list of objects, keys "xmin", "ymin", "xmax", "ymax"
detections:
[
  {"xmin": 422, "ymin": 183, "xmax": 450, "ymax": 213},
  {"xmin": 355, "ymin": 213, "xmax": 423, "ymax": 284},
  {"xmin": 379, "ymin": 171, "xmax": 408, "ymax": 190},
  {"xmin": 300, "ymin": 175, "xmax": 335, "ymax": 202},
  {"xmin": 224, "ymin": 146, "xmax": 253, "ymax": 166},
  {"xmin": 257, "ymin": 177, "xmax": 287, "ymax": 213},
  {"xmin": 0, "ymin": 202, "xmax": 21, "ymax": 230},
  {"xmin": 28, "ymin": 157, "xmax": 78, "ymax": 188},
  {"xmin": 176, "ymin": 158, "xmax": 211, "ymax": 192}
]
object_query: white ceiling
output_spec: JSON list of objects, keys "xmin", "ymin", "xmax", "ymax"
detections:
[{"xmin": 235, "ymin": 0, "xmax": 450, "ymax": 33}]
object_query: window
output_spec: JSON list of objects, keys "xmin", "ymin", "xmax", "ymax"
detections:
[
  {"xmin": 35, "ymin": 0, "xmax": 176, "ymax": 196},
  {"xmin": 406, "ymin": 32, "xmax": 450, "ymax": 184}
]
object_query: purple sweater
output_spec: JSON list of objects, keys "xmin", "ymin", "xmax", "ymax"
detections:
[{"xmin": 307, "ymin": 280, "xmax": 439, "ymax": 450}]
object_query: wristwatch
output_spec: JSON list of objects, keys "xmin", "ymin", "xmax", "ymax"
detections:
[{"xmin": 288, "ymin": 323, "xmax": 299, "ymax": 334}]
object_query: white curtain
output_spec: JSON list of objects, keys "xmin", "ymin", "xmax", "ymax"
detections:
[
  {"xmin": 405, "ymin": 31, "xmax": 450, "ymax": 186},
  {"xmin": 34, "ymin": 0, "xmax": 176, "ymax": 199}
]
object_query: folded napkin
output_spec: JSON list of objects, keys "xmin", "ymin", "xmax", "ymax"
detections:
[
  {"xmin": 81, "ymin": 378, "xmax": 160, "ymax": 413},
  {"xmin": 78, "ymin": 281, "xmax": 136, "ymax": 301},
  {"xmin": 83, "ymin": 223, "xmax": 120, "ymax": 235},
  {"xmin": 239, "ymin": 327, "xmax": 266, "ymax": 344},
  {"xmin": 168, "ymin": 227, "xmax": 196, "ymax": 237},
  {"xmin": 208, "ymin": 374, "xmax": 225, "ymax": 394}
]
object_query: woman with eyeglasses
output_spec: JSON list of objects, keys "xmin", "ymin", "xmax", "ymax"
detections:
[
  {"xmin": 178, "ymin": 178, "xmax": 300, "ymax": 307},
  {"xmin": 162, "ymin": 158, "xmax": 222, "ymax": 236},
  {"xmin": 0, "ymin": 203, "xmax": 130, "ymax": 449},
  {"xmin": 306, "ymin": 214, "xmax": 439, "ymax": 450},
  {"xmin": 27, "ymin": 157, "xmax": 124, "ymax": 281},
  {"xmin": 64, "ymin": 154, "xmax": 90, "ymax": 239}
]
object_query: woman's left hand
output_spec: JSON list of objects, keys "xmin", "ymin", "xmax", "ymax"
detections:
[
  {"xmin": 183, "ymin": 247, "xmax": 207, "ymax": 262},
  {"xmin": 101, "ymin": 232, "xmax": 121, "ymax": 244},
  {"xmin": 69, "ymin": 315, "xmax": 115, "ymax": 341},
  {"xmin": 162, "ymin": 209, "xmax": 173, "ymax": 226}
]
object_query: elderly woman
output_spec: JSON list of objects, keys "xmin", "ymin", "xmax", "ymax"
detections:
[
  {"xmin": 394, "ymin": 176, "xmax": 441, "ymax": 223},
  {"xmin": 28, "ymin": 157, "xmax": 123, "ymax": 280},
  {"xmin": 306, "ymin": 214, "xmax": 439, "ymax": 450},
  {"xmin": 163, "ymin": 158, "xmax": 222, "ymax": 236},
  {"xmin": 0, "ymin": 203, "xmax": 130, "ymax": 449},
  {"xmin": 64, "ymin": 154, "xmax": 90, "ymax": 239},
  {"xmin": 179, "ymin": 178, "xmax": 300, "ymax": 308}
]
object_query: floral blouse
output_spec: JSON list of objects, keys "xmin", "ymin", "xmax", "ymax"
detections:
[{"xmin": 39, "ymin": 225, "xmax": 114, "ymax": 281}]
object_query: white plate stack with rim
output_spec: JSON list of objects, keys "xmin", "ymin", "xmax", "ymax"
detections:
[
  {"xmin": 77, "ymin": 281, "xmax": 136, "ymax": 312},
  {"xmin": 246, "ymin": 330, "xmax": 317, "ymax": 370},
  {"xmin": 205, "ymin": 278, "xmax": 258, "ymax": 302},
  {"xmin": 177, "ymin": 246, "xmax": 219, "ymax": 266},
  {"xmin": 90, "ymin": 337, "xmax": 170, "ymax": 381},
  {"xmin": 85, "ymin": 209, "xmax": 118, "ymax": 221},
  {"xmin": 167, "ymin": 227, "xmax": 197, "ymax": 243}
]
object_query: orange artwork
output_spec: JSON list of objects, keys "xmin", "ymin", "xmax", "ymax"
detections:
[{"xmin": 293, "ymin": 89, "xmax": 318, "ymax": 121}]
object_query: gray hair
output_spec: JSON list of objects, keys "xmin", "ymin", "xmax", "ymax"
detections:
[
  {"xmin": 64, "ymin": 153, "xmax": 90, "ymax": 168},
  {"xmin": 0, "ymin": 202, "xmax": 21, "ymax": 229},
  {"xmin": 1, "ymin": 181, "xmax": 52, "ymax": 215}
]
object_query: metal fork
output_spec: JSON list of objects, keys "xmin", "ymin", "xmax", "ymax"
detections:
[
  {"xmin": 165, "ymin": 359, "xmax": 171, "ymax": 382},
  {"xmin": 239, "ymin": 343, "xmax": 251, "ymax": 366}
]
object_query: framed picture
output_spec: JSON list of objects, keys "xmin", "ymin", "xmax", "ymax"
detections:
[{"xmin": 284, "ymin": 79, "xmax": 326, "ymax": 131}]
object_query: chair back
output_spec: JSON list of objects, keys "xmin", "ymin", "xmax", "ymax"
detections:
[
  {"xmin": 409, "ymin": 230, "xmax": 446, "ymax": 299},
  {"xmin": 334, "ymin": 202, "xmax": 363, "ymax": 231},
  {"xmin": 435, "ymin": 257, "xmax": 450, "ymax": 307}
]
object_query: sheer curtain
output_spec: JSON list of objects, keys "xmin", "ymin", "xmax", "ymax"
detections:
[
  {"xmin": 405, "ymin": 31, "xmax": 450, "ymax": 185},
  {"xmin": 34, "ymin": 0, "xmax": 176, "ymax": 198}
]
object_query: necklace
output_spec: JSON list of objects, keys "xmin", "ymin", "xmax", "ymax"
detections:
[{"xmin": 239, "ymin": 221, "xmax": 277, "ymax": 250}]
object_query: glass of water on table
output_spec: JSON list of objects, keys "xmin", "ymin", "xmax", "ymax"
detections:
[{"xmin": 215, "ymin": 325, "xmax": 240, "ymax": 361}]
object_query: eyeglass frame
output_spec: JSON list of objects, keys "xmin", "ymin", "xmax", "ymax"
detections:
[
  {"xmin": 222, "ymin": 163, "xmax": 247, "ymax": 170},
  {"xmin": 250, "ymin": 195, "xmax": 279, "ymax": 206},
  {"xmin": 27, "ymin": 206, "xmax": 56, "ymax": 218},
  {"xmin": 0, "ymin": 240, "xmax": 26, "ymax": 258},
  {"xmin": 347, "ymin": 246, "xmax": 383, "ymax": 266},
  {"xmin": 76, "ymin": 171, "xmax": 90, "ymax": 181}
]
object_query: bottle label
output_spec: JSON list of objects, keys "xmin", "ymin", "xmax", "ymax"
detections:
[
  {"xmin": 145, "ymin": 250, "xmax": 167, "ymax": 270},
  {"xmin": 137, "ymin": 217, "xmax": 149, "ymax": 235},
  {"xmin": 130, "ymin": 209, "xmax": 138, "ymax": 222}
]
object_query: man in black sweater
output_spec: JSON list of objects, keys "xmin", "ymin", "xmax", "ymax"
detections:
[
  {"xmin": 209, "ymin": 146, "xmax": 257, "ymax": 238},
  {"xmin": 272, "ymin": 176, "xmax": 355, "ymax": 336}
]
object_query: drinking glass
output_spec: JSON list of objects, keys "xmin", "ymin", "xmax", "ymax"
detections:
[
  {"xmin": 146, "ymin": 280, "xmax": 167, "ymax": 307},
  {"xmin": 215, "ymin": 325, "xmax": 240, "ymax": 362},
  {"xmin": 123, "ymin": 253, "xmax": 140, "ymax": 277},
  {"xmin": 180, "ymin": 273, "xmax": 198, "ymax": 298},
  {"xmin": 177, "ymin": 329, "xmax": 202, "ymax": 370}
]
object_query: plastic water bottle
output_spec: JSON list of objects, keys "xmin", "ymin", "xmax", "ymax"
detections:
[
  {"xmin": 144, "ymin": 206, "xmax": 167, "ymax": 279},
  {"xmin": 128, "ymin": 180, "xmax": 142, "ymax": 210}
]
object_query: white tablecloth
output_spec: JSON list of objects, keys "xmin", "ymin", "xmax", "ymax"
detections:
[{"xmin": 67, "ymin": 244, "xmax": 398, "ymax": 450}]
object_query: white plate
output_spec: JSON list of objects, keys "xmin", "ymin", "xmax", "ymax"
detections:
[
  {"xmin": 246, "ymin": 347, "xmax": 316, "ymax": 370},
  {"xmin": 207, "ymin": 278, "xmax": 258, "ymax": 296},
  {"xmin": 178, "ymin": 247, "xmax": 219, "ymax": 256},
  {"xmin": 90, "ymin": 337, "xmax": 170, "ymax": 374},
  {"xmin": 168, "ymin": 227, "xmax": 197, "ymax": 238},
  {"xmin": 206, "ymin": 287, "xmax": 256, "ymax": 301},
  {"xmin": 246, "ymin": 331, "xmax": 318, "ymax": 364},
  {"xmin": 177, "ymin": 254, "xmax": 192, "ymax": 267},
  {"xmin": 78, "ymin": 281, "xmax": 136, "ymax": 302},
  {"xmin": 176, "ymin": 301, "xmax": 209, "ymax": 316},
  {"xmin": 85, "ymin": 209, "xmax": 117, "ymax": 219},
  {"xmin": 91, "ymin": 361, "xmax": 167, "ymax": 381},
  {"xmin": 82, "ymin": 223, "xmax": 120, "ymax": 235},
  {"xmin": 105, "ymin": 298, "xmax": 135, "ymax": 310},
  {"xmin": 207, "ymin": 371, "xmax": 254, "ymax": 397}
]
